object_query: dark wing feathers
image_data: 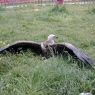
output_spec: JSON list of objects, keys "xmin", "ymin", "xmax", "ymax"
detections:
[
  {"xmin": 0, "ymin": 41, "xmax": 42, "ymax": 55},
  {"xmin": 52, "ymin": 43, "xmax": 94, "ymax": 67},
  {"xmin": 64, "ymin": 43, "xmax": 94, "ymax": 66},
  {"xmin": 0, "ymin": 41, "xmax": 94, "ymax": 68}
]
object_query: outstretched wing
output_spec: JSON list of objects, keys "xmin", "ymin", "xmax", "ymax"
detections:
[
  {"xmin": 0, "ymin": 41, "xmax": 43, "ymax": 55},
  {"xmin": 0, "ymin": 41, "xmax": 94, "ymax": 68},
  {"xmin": 51, "ymin": 43, "xmax": 94, "ymax": 68}
]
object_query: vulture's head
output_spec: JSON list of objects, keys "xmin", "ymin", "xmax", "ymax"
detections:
[{"xmin": 47, "ymin": 34, "xmax": 57, "ymax": 45}]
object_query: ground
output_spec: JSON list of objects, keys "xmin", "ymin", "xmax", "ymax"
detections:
[{"xmin": 0, "ymin": 4, "xmax": 95, "ymax": 95}]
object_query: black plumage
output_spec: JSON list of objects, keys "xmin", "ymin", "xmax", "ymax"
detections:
[{"xmin": 0, "ymin": 41, "xmax": 94, "ymax": 68}]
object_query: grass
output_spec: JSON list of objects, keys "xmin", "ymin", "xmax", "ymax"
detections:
[{"xmin": 0, "ymin": 4, "xmax": 95, "ymax": 95}]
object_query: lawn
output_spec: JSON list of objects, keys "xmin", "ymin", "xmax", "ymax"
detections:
[{"xmin": 0, "ymin": 4, "xmax": 95, "ymax": 95}]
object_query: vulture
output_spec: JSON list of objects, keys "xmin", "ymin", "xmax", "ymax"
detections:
[{"xmin": 0, "ymin": 34, "xmax": 94, "ymax": 68}]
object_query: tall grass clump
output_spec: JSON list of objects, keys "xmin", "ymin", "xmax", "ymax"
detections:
[
  {"xmin": 39, "ymin": 5, "xmax": 69, "ymax": 24},
  {"xmin": 91, "ymin": 8, "xmax": 95, "ymax": 14},
  {"xmin": 50, "ymin": 5, "xmax": 68, "ymax": 15},
  {"xmin": 88, "ymin": 7, "xmax": 95, "ymax": 14}
]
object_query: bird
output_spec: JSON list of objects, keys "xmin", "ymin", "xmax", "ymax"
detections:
[
  {"xmin": 41, "ymin": 34, "xmax": 57, "ymax": 57},
  {"xmin": 41, "ymin": 34, "xmax": 57, "ymax": 49},
  {"xmin": 0, "ymin": 34, "xmax": 94, "ymax": 68}
]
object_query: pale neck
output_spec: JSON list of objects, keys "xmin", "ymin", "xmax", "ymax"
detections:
[{"xmin": 47, "ymin": 39, "xmax": 55, "ymax": 45}]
